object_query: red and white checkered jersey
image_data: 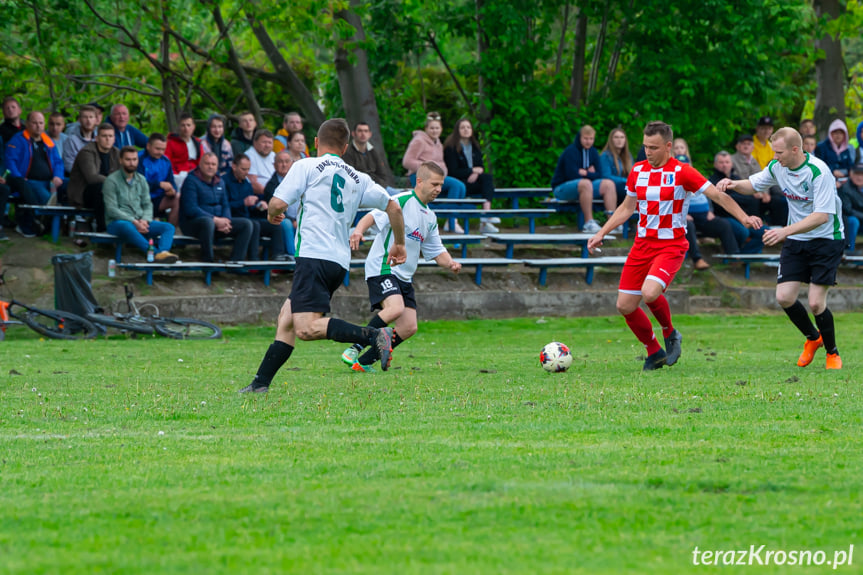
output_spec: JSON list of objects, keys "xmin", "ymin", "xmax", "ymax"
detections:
[{"xmin": 626, "ymin": 158, "xmax": 710, "ymax": 240}]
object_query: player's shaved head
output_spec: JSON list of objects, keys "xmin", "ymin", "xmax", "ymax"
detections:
[
  {"xmin": 644, "ymin": 121, "xmax": 673, "ymax": 143},
  {"xmin": 417, "ymin": 161, "xmax": 445, "ymax": 181},
  {"xmin": 317, "ymin": 119, "xmax": 350, "ymax": 150},
  {"xmin": 771, "ymin": 127, "xmax": 802, "ymax": 151}
]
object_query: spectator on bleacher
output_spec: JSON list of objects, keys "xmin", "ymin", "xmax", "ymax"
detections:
[
  {"xmin": 201, "ymin": 113, "xmax": 233, "ymax": 177},
  {"xmin": 246, "ymin": 129, "xmax": 275, "ymax": 195},
  {"xmin": 5, "ymin": 111, "xmax": 66, "ymax": 237},
  {"xmin": 443, "ymin": 118, "xmax": 499, "ymax": 234},
  {"xmin": 108, "ymin": 104, "xmax": 148, "ymax": 149},
  {"xmin": 672, "ymin": 138, "xmax": 691, "ymax": 163},
  {"xmin": 0, "ymin": 136, "xmax": 9, "ymax": 241},
  {"xmin": 731, "ymin": 132, "xmax": 787, "ymax": 226},
  {"xmin": 857, "ymin": 121, "xmax": 863, "ymax": 163},
  {"xmin": 838, "ymin": 162, "xmax": 863, "ymax": 254},
  {"xmin": 815, "ymin": 119, "xmax": 856, "ymax": 188},
  {"xmin": 68, "ymin": 123, "xmax": 119, "ymax": 232},
  {"xmin": 551, "ymin": 124, "xmax": 616, "ymax": 234},
  {"xmin": 138, "ymin": 133, "xmax": 180, "ymax": 227},
  {"xmin": 65, "ymin": 102, "xmax": 104, "ymax": 139},
  {"xmin": 285, "ymin": 131, "xmax": 308, "ymax": 163},
  {"xmin": 343, "ymin": 122, "xmax": 391, "ymax": 188},
  {"xmin": 63, "ymin": 105, "xmax": 99, "ymax": 175},
  {"xmin": 0, "ymin": 97, "xmax": 24, "ymax": 144},
  {"xmin": 273, "ymin": 112, "xmax": 310, "ymax": 156},
  {"xmin": 180, "ymin": 152, "xmax": 255, "ymax": 263},
  {"xmin": 224, "ymin": 154, "xmax": 288, "ymax": 261},
  {"xmin": 600, "ymin": 127, "xmax": 634, "ymax": 204},
  {"xmin": 47, "ymin": 113, "xmax": 68, "ymax": 161},
  {"xmin": 263, "ymin": 151, "xmax": 296, "ymax": 257},
  {"xmin": 709, "ymin": 151, "xmax": 764, "ymax": 254},
  {"xmin": 230, "ymin": 111, "xmax": 256, "ymax": 157},
  {"xmin": 802, "ymin": 134, "xmax": 817, "ymax": 154},
  {"xmin": 402, "ymin": 112, "xmax": 467, "ymax": 232},
  {"xmin": 165, "ymin": 113, "xmax": 204, "ymax": 193},
  {"xmin": 753, "ymin": 116, "xmax": 775, "ymax": 169},
  {"xmin": 799, "ymin": 119, "xmax": 817, "ymax": 138},
  {"xmin": 103, "ymin": 146, "xmax": 179, "ymax": 264}
]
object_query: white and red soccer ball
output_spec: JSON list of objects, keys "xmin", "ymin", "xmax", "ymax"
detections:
[{"xmin": 540, "ymin": 341, "xmax": 572, "ymax": 373}]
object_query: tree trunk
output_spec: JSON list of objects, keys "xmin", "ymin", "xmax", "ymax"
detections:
[
  {"xmin": 244, "ymin": 1, "xmax": 325, "ymax": 129},
  {"xmin": 334, "ymin": 0, "xmax": 394, "ymax": 183},
  {"xmin": 211, "ymin": 4, "xmax": 262, "ymax": 126},
  {"xmin": 813, "ymin": 0, "xmax": 845, "ymax": 139},
  {"xmin": 586, "ymin": 2, "xmax": 608, "ymax": 103},
  {"xmin": 475, "ymin": 0, "xmax": 493, "ymax": 174},
  {"xmin": 602, "ymin": 0, "xmax": 633, "ymax": 97},
  {"xmin": 569, "ymin": 10, "xmax": 587, "ymax": 109},
  {"xmin": 160, "ymin": 29, "xmax": 180, "ymax": 132}
]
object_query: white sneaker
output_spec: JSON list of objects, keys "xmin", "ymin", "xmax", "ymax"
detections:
[
  {"xmin": 445, "ymin": 221, "xmax": 464, "ymax": 234},
  {"xmin": 487, "ymin": 216, "xmax": 501, "ymax": 224},
  {"xmin": 480, "ymin": 221, "xmax": 499, "ymax": 234},
  {"xmin": 612, "ymin": 225, "xmax": 624, "ymax": 236},
  {"xmin": 582, "ymin": 219, "xmax": 602, "ymax": 234}
]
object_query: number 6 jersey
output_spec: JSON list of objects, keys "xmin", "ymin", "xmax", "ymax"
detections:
[{"xmin": 274, "ymin": 154, "xmax": 392, "ymax": 270}]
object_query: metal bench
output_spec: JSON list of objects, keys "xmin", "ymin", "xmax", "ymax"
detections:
[
  {"xmin": 346, "ymin": 257, "xmax": 522, "ymax": 287},
  {"xmin": 715, "ymin": 253, "xmax": 780, "ymax": 279},
  {"xmin": 117, "ymin": 261, "xmax": 244, "ymax": 286},
  {"xmin": 433, "ymin": 208, "xmax": 555, "ymax": 234},
  {"xmin": 18, "ymin": 204, "xmax": 95, "ymax": 243},
  {"xmin": 484, "ymin": 232, "xmax": 615, "ymax": 258},
  {"xmin": 522, "ymin": 256, "xmax": 628, "ymax": 286},
  {"xmin": 495, "ymin": 188, "xmax": 552, "ymax": 209},
  {"xmin": 541, "ymin": 198, "xmax": 636, "ymax": 238}
]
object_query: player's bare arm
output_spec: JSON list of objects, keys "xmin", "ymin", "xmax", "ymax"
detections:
[
  {"xmin": 763, "ymin": 211, "xmax": 830, "ymax": 246},
  {"xmin": 588, "ymin": 195, "xmax": 636, "ymax": 253},
  {"xmin": 715, "ymin": 178, "xmax": 757, "ymax": 195},
  {"xmin": 350, "ymin": 213, "xmax": 376, "ymax": 250},
  {"xmin": 267, "ymin": 197, "xmax": 288, "ymax": 225},
  {"xmin": 384, "ymin": 200, "xmax": 407, "ymax": 265},
  {"xmin": 434, "ymin": 252, "xmax": 461, "ymax": 274},
  {"xmin": 704, "ymin": 185, "xmax": 763, "ymax": 230}
]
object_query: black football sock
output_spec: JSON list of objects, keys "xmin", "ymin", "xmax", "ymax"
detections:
[
  {"xmin": 255, "ymin": 340, "xmax": 293, "ymax": 386},
  {"xmin": 327, "ymin": 318, "xmax": 378, "ymax": 346},
  {"xmin": 352, "ymin": 314, "xmax": 388, "ymax": 352},
  {"xmin": 783, "ymin": 301, "xmax": 820, "ymax": 340},
  {"xmin": 814, "ymin": 308, "xmax": 838, "ymax": 355},
  {"xmin": 357, "ymin": 331, "xmax": 406, "ymax": 366}
]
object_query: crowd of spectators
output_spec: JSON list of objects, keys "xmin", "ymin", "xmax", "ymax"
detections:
[{"xmin": 1, "ymin": 93, "xmax": 862, "ymax": 266}]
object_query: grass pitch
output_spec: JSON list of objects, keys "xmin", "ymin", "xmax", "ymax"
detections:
[{"xmin": 2, "ymin": 314, "xmax": 862, "ymax": 574}]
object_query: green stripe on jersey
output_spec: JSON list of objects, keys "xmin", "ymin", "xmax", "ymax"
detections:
[
  {"xmin": 767, "ymin": 159, "xmax": 777, "ymax": 180},
  {"xmin": 833, "ymin": 214, "xmax": 842, "ymax": 240},
  {"xmin": 295, "ymin": 201, "xmax": 304, "ymax": 254},
  {"xmin": 378, "ymin": 228, "xmax": 393, "ymax": 276}
]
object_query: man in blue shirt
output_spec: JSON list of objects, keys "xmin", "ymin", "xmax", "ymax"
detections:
[
  {"xmin": 137, "ymin": 133, "xmax": 180, "ymax": 226},
  {"xmin": 109, "ymin": 104, "xmax": 148, "ymax": 149}
]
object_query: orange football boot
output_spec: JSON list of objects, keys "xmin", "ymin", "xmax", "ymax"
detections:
[{"xmin": 797, "ymin": 335, "xmax": 823, "ymax": 367}]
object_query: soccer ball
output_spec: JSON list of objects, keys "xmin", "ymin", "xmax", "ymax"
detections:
[{"xmin": 540, "ymin": 342, "xmax": 572, "ymax": 373}]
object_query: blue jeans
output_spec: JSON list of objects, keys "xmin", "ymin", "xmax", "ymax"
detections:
[
  {"xmin": 846, "ymin": 216, "xmax": 860, "ymax": 252},
  {"xmin": 552, "ymin": 178, "xmax": 602, "ymax": 201},
  {"xmin": 728, "ymin": 219, "xmax": 764, "ymax": 254},
  {"xmin": 107, "ymin": 220, "xmax": 175, "ymax": 255},
  {"xmin": 282, "ymin": 219, "xmax": 295, "ymax": 255}
]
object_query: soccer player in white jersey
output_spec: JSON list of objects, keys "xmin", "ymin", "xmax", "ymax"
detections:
[
  {"xmin": 717, "ymin": 127, "xmax": 844, "ymax": 370},
  {"xmin": 239, "ymin": 119, "xmax": 407, "ymax": 393},
  {"xmin": 587, "ymin": 121, "xmax": 763, "ymax": 371},
  {"xmin": 340, "ymin": 161, "xmax": 462, "ymax": 372}
]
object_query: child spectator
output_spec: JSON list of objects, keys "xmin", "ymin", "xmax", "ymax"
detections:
[{"xmin": 201, "ymin": 114, "xmax": 234, "ymax": 176}]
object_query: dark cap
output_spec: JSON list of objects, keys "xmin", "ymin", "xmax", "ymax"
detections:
[
  {"xmin": 86, "ymin": 102, "xmax": 105, "ymax": 113},
  {"xmin": 757, "ymin": 116, "xmax": 774, "ymax": 127},
  {"xmin": 852, "ymin": 163, "xmax": 863, "ymax": 174},
  {"xmin": 736, "ymin": 134, "xmax": 754, "ymax": 144}
]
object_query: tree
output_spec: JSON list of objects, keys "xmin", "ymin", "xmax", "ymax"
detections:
[{"xmin": 813, "ymin": 0, "xmax": 846, "ymax": 135}]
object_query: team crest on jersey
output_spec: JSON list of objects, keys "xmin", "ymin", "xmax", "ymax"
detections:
[
  {"xmin": 662, "ymin": 174, "xmax": 675, "ymax": 186},
  {"xmin": 407, "ymin": 228, "xmax": 425, "ymax": 242}
]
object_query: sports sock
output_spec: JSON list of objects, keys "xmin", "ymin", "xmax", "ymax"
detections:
[
  {"xmin": 814, "ymin": 308, "xmax": 838, "ymax": 355},
  {"xmin": 358, "ymin": 330, "xmax": 406, "ymax": 366},
  {"xmin": 255, "ymin": 340, "xmax": 293, "ymax": 386},
  {"xmin": 646, "ymin": 295, "xmax": 674, "ymax": 339},
  {"xmin": 352, "ymin": 314, "xmax": 388, "ymax": 353},
  {"xmin": 783, "ymin": 301, "xmax": 820, "ymax": 340},
  {"xmin": 624, "ymin": 308, "xmax": 661, "ymax": 355},
  {"xmin": 327, "ymin": 318, "xmax": 378, "ymax": 346}
]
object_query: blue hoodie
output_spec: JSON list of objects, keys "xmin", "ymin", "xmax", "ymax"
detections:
[{"xmin": 551, "ymin": 133, "xmax": 602, "ymax": 189}]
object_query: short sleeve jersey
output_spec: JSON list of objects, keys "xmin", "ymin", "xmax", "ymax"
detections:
[
  {"xmin": 274, "ymin": 154, "xmax": 392, "ymax": 269},
  {"xmin": 364, "ymin": 191, "xmax": 446, "ymax": 283},
  {"xmin": 749, "ymin": 153, "xmax": 843, "ymax": 241},
  {"xmin": 626, "ymin": 158, "xmax": 710, "ymax": 241}
]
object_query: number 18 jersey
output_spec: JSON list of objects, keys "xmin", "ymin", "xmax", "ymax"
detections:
[{"xmin": 274, "ymin": 154, "xmax": 392, "ymax": 270}]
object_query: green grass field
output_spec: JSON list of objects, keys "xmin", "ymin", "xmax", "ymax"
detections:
[{"xmin": 2, "ymin": 314, "xmax": 861, "ymax": 574}]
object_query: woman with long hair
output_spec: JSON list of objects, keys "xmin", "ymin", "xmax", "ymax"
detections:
[
  {"xmin": 200, "ymin": 114, "xmax": 234, "ymax": 176},
  {"xmin": 402, "ymin": 112, "xmax": 467, "ymax": 232},
  {"xmin": 443, "ymin": 118, "xmax": 499, "ymax": 233},
  {"xmin": 599, "ymin": 127, "xmax": 634, "ymax": 203},
  {"xmin": 286, "ymin": 130, "xmax": 308, "ymax": 163}
]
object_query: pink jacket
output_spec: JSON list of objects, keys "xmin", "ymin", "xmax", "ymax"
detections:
[{"xmin": 401, "ymin": 130, "xmax": 447, "ymax": 176}]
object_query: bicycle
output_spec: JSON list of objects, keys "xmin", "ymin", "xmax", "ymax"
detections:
[
  {"xmin": 0, "ymin": 271, "xmax": 100, "ymax": 340},
  {"xmin": 86, "ymin": 284, "xmax": 222, "ymax": 340}
]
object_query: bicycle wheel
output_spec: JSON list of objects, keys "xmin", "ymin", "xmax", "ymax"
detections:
[
  {"xmin": 87, "ymin": 313, "xmax": 156, "ymax": 335},
  {"xmin": 154, "ymin": 317, "xmax": 222, "ymax": 340},
  {"xmin": 19, "ymin": 307, "xmax": 101, "ymax": 340}
]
